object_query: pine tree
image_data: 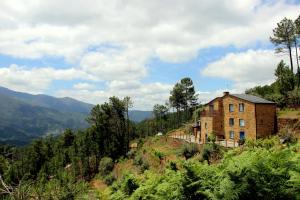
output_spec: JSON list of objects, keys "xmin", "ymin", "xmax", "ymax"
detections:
[{"xmin": 270, "ymin": 18, "xmax": 295, "ymax": 79}]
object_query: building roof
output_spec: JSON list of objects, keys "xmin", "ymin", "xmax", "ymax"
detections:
[{"xmin": 230, "ymin": 94, "xmax": 275, "ymax": 104}]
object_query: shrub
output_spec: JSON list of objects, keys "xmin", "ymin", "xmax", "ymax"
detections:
[
  {"xmin": 207, "ymin": 132, "xmax": 216, "ymax": 143},
  {"xmin": 99, "ymin": 157, "xmax": 114, "ymax": 177},
  {"xmin": 202, "ymin": 144, "xmax": 213, "ymax": 164},
  {"xmin": 140, "ymin": 160, "xmax": 150, "ymax": 172},
  {"xmin": 168, "ymin": 161, "xmax": 178, "ymax": 171},
  {"xmin": 126, "ymin": 149, "xmax": 136, "ymax": 159},
  {"xmin": 111, "ymin": 174, "xmax": 139, "ymax": 199},
  {"xmin": 133, "ymin": 153, "xmax": 149, "ymax": 172},
  {"xmin": 154, "ymin": 151, "xmax": 165, "ymax": 161},
  {"xmin": 181, "ymin": 143, "xmax": 199, "ymax": 159},
  {"xmin": 103, "ymin": 173, "xmax": 116, "ymax": 186},
  {"xmin": 278, "ymin": 128, "xmax": 297, "ymax": 145},
  {"xmin": 133, "ymin": 154, "xmax": 143, "ymax": 166},
  {"xmin": 200, "ymin": 143, "xmax": 222, "ymax": 164}
]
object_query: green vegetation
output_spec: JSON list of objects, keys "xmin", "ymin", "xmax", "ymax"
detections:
[
  {"xmin": 247, "ymin": 15, "xmax": 300, "ymax": 108},
  {"xmin": 1, "ymin": 16, "xmax": 300, "ymax": 200},
  {"xmin": 106, "ymin": 137, "xmax": 300, "ymax": 200}
]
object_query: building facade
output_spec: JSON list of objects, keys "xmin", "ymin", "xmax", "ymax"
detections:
[{"xmin": 197, "ymin": 92, "xmax": 277, "ymax": 143}]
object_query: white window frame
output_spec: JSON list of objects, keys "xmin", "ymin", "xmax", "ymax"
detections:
[
  {"xmin": 239, "ymin": 103, "xmax": 244, "ymax": 112},
  {"xmin": 229, "ymin": 104, "xmax": 234, "ymax": 112},
  {"xmin": 239, "ymin": 119, "xmax": 245, "ymax": 127},
  {"xmin": 229, "ymin": 131, "xmax": 234, "ymax": 139}
]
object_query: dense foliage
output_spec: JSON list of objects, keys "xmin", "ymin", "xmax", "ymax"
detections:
[
  {"xmin": 0, "ymin": 96, "xmax": 133, "ymax": 199},
  {"xmin": 109, "ymin": 138, "xmax": 300, "ymax": 200}
]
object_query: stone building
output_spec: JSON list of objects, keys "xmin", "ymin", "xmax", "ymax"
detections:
[{"xmin": 197, "ymin": 92, "xmax": 277, "ymax": 143}]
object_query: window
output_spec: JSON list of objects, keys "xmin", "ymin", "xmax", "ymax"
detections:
[
  {"xmin": 205, "ymin": 123, "xmax": 207, "ymax": 129},
  {"xmin": 240, "ymin": 131, "xmax": 245, "ymax": 139},
  {"xmin": 229, "ymin": 131, "xmax": 234, "ymax": 139},
  {"xmin": 229, "ymin": 118, "xmax": 234, "ymax": 126},
  {"xmin": 209, "ymin": 104, "xmax": 214, "ymax": 111},
  {"xmin": 239, "ymin": 119, "xmax": 245, "ymax": 127},
  {"xmin": 239, "ymin": 103, "xmax": 244, "ymax": 112},
  {"xmin": 229, "ymin": 104, "xmax": 234, "ymax": 112}
]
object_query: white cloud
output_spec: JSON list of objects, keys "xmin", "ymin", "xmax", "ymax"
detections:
[
  {"xmin": 0, "ymin": 0, "xmax": 299, "ymax": 109},
  {"xmin": 80, "ymin": 47, "xmax": 149, "ymax": 81},
  {"xmin": 0, "ymin": 64, "xmax": 97, "ymax": 93},
  {"xmin": 201, "ymin": 49, "xmax": 286, "ymax": 92},
  {"xmin": 56, "ymin": 80, "xmax": 173, "ymax": 110},
  {"xmin": 73, "ymin": 82, "xmax": 96, "ymax": 90},
  {"xmin": 0, "ymin": 0, "xmax": 299, "ymax": 63}
]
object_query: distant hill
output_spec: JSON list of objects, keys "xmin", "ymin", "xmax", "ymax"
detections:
[
  {"xmin": 0, "ymin": 86, "xmax": 93, "ymax": 114},
  {"xmin": 0, "ymin": 86, "xmax": 153, "ymax": 145},
  {"xmin": 128, "ymin": 110, "xmax": 153, "ymax": 122},
  {"xmin": 0, "ymin": 94, "xmax": 89, "ymax": 145}
]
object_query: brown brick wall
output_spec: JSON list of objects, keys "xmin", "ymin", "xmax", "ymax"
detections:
[
  {"xmin": 200, "ymin": 94, "xmax": 277, "ymax": 142},
  {"xmin": 255, "ymin": 104, "xmax": 277, "ymax": 138},
  {"xmin": 212, "ymin": 98, "xmax": 224, "ymax": 138},
  {"xmin": 223, "ymin": 95, "xmax": 257, "ymax": 140},
  {"xmin": 200, "ymin": 98, "xmax": 224, "ymax": 141},
  {"xmin": 200, "ymin": 117, "xmax": 212, "ymax": 143}
]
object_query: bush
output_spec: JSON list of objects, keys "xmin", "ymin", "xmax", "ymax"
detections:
[
  {"xmin": 99, "ymin": 157, "xmax": 114, "ymax": 177},
  {"xmin": 133, "ymin": 153, "xmax": 149, "ymax": 172},
  {"xmin": 278, "ymin": 128, "xmax": 297, "ymax": 145},
  {"xmin": 126, "ymin": 149, "xmax": 136, "ymax": 159},
  {"xmin": 154, "ymin": 151, "xmax": 165, "ymax": 161},
  {"xmin": 207, "ymin": 132, "xmax": 216, "ymax": 143},
  {"xmin": 200, "ymin": 143, "xmax": 222, "ymax": 164},
  {"xmin": 181, "ymin": 143, "xmax": 199, "ymax": 159},
  {"xmin": 140, "ymin": 160, "xmax": 150, "ymax": 172},
  {"xmin": 103, "ymin": 173, "xmax": 116, "ymax": 186},
  {"xmin": 133, "ymin": 154, "xmax": 143, "ymax": 166},
  {"xmin": 168, "ymin": 161, "xmax": 178, "ymax": 171},
  {"xmin": 33, "ymin": 171, "xmax": 88, "ymax": 200},
  {"xmin": 110, "ymin": 140, "xmax": 300, "ymax": 200},
  {"xmin": 111, "ymin": 174, "xmax": 139, "ymax": 199}
]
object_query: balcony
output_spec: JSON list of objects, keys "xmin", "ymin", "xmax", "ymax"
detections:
[{"xmin": 200, "ymin": 110, "xmax": 221, "ymax": 117}]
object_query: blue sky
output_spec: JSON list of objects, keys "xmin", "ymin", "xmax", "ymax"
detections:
[{"xmin": 0, "ymin": 0, "xmax": 299, "ymax": 110}]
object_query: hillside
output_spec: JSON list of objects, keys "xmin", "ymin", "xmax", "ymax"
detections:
[
  {"xmin": 0, "ymin": 86, "xmax": 94, "ymax": 114},
  {"xmin": 0, "ymin": 86, "xmax": 154, "ymax": 145},
  {"xmin": 128, "ymin": 110, "xmax": 153, "ymax": 122},
  {"xmin": 90, "ymin": 135, "xmax": 299, "ymax": 199},
  {"xmin": 0, "ymin": 94, "xmax": 89, "ymax": 145}
]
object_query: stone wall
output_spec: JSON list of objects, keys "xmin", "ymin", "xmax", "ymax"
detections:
[
  {"xmin": 223, "ymin": 95, "xmax": 257, "ymax": 140},
  {"xmin": 212, "ymin": 98, "xmax": 224, "ymax": 138},
  {"xmin": 200, "ymin": 116, "xmax": 212, "ymax": 143}
]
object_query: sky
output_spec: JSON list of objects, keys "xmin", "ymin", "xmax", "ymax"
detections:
[{"xmin": 0, "ymin": 0, "xmax": 299, "ymax": 110}]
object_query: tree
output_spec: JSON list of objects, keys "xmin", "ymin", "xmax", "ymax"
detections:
[
  {"xmin": 295, "ymin": 15, "xmax": 300, "ymax": 85},
  {"xmin": 86, "ymin": 97, "xmax": 128, "ymax": 159},
  {"xmin": 169, "ymin": 83, "xmax": 185, "ymax": 126},
  {"xmin": 180, "ymin": 78, "xmax": 198, "ymax": 120},
  {"xmin": 153, "ymin": 104, "xmax": 169, "ymax": 132},
  {"xmin": 123, "ymin": 96, "xmax": 133, "ymax": 153},
  {"xmin": 270, "ymin": 18, "xmax": 295, "ymax": 77},
  {"xmin": 275, "ymin": 60, "xmax": 294, "ymax": 96}
]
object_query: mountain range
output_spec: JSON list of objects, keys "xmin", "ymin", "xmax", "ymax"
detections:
[{"xmin": 0, "ymin": 86, "xmax": 153, "ymax": 145}]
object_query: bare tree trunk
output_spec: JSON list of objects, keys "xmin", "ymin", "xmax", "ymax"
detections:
[
  {"xmin": 295, "ymin": 38, "xmax": 300, "ymax": 87},
  {"xmin": 288, "ymin": 44, "xmax": 295, "ymax": 89},
  {"xmin": 288, "ymin": 44, "xmax": 294, "ymax": 72}
]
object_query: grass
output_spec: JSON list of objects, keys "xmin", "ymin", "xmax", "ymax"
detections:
[
  {"xmin": 278, "ymin": 109, "xmax": 300, "ymax": 119},
  {"xmin": 90, "ymin": 129, "xmax": 207, "ymax": 198}
]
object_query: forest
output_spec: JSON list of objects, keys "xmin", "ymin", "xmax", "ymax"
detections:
[{"xmin": 0, "ymin": 14, "xmax": 300, "ymax": 200}]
